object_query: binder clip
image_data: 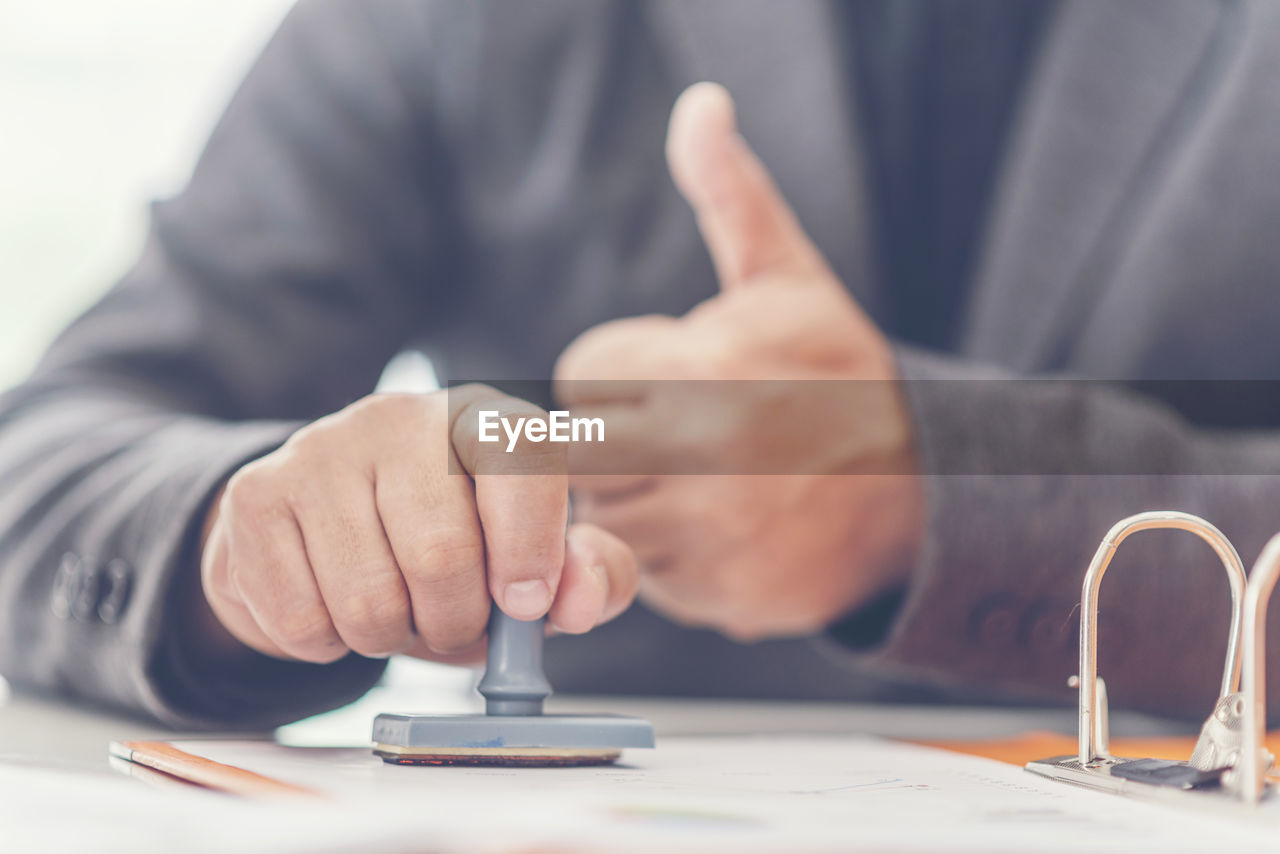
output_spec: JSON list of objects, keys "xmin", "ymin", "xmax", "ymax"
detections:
[{"xmin": 1026, "ymin": 511, "xmax": 1279, "ymax": 807}]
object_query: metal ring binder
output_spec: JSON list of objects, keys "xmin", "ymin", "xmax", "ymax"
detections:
[
  {"xmin": 1028, "ymin": 510, "xmax": 1278, "ymax": 809},
  {"xmin": 1077, "ymin": 512, "xmax": 1247, "ymax": 765},
  {"xmin": 1240, "ymin": 532, "xmax": 1280, "ymax": 803}
]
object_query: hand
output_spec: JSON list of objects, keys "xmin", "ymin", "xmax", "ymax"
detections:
[
  {"xmin": 192, "ymin": 387, "xmax": 637, "ymax": 666},
  {"xmin": 554, "ymin": 83, "xmax": 924, "ymax": 641}
]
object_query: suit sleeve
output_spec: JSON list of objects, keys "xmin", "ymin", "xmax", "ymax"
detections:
[
  {"xmin": 0, "ymin": 0, "xmax": 454, "ymax": 728},
  {"xmin": 836, "ymin": 345, "xmax": 1280, "ymax": 722}
]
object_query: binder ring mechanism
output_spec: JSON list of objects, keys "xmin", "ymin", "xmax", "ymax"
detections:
[{"xmin": 1026, "ymin": 511, "xmax": 1279, "ymax": 806}]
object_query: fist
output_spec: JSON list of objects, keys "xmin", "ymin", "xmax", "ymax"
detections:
[
  {"xmin": 554, "ymin": 83, "xmax": 924, "ymax": 640},
  {"xmin": 196, "ymin": 387, "xmax": 637, "ymax": 664}
]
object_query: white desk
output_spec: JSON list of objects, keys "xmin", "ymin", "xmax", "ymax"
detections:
[
  {"xmin": 0, "ymin": 657, "xmax": 1191, "ymax": 767},
  {"xmin": 0, "ymin": 666, "xmax": 1223, "ymax": 854}
]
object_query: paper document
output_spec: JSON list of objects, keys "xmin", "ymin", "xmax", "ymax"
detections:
[
  {"xmin": 148, "ymin": 734, "xmax": 1279, "ymax": 852},
  {"xmin": 0, "ymin": 760, "xmax": 426, "ymax": 854}
]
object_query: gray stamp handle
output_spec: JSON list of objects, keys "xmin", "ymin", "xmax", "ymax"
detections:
[{"xmin": 477, "ymin": 610, "xmax": 552, "ymax": 716}]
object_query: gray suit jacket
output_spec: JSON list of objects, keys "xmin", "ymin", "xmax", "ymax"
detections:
[{"xmin": 4, "ymin": 0, "xmax": 1280, "ymax": 729}]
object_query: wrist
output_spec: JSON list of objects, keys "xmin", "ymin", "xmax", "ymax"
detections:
[
  {"xmin": 865, "ymin": 466, "xmax": 925, "ymax": 595},
  {"xmin": 833, "ymin": 375, "xmax": 926, "ymax": 610}
]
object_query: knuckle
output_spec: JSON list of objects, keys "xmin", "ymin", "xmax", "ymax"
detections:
[
  {"xmin": 270, "ymin": 608, "xmax": 341, "ymax": 656},
  {"xmin": 344, "ymin": 585, "xmax": 410, "ymax": 627},
  {"xmin": 350, "ymin": 392, "xmax": 409, "ymax": 420},
  {"xmin": 348, "ymin": 392, "xmax": 440, "ymax": 436},
  {"xmin": 399, "ymin": 532, "xmax": 489, "ymax": 652},
  {"xmin": 279, "ymin": 424, "xmax": 334, "ymax": 465},
  {"xmin": 223, "ymin": 472, "xmax": 296, "ymax": 530},
  {"xmin": 223, "ymin": 465, "xmax": 275, "ymax": 515},
  {"xmin": 346, "ymin": 393, "xmax": 395, "ymax": 420},
  {"xmin": 404, "ymin": 531, "xmax": 486, "ymax": 595},
  {"xmin": 205, "ymin": 560, "xmax": 240, "ymax": 604},
  {"xmin": 333, "ymin": 587, "xmax": 411, "ymax": 654},
  {"xmin": 416, "ymin": 560, "xmax": 487, "ymax": 609}
]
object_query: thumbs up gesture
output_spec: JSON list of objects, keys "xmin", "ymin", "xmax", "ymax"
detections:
[{"xmin": 553, "ymin": 84, "xmax": 924, "ymax": 640}]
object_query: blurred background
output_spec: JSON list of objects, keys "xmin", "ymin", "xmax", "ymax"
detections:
[{"xmin": 0, "ymin": 0, "xmax": 293, "ymax": 392}]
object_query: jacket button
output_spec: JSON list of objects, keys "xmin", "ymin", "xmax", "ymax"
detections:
[
  {"xmin": 69, "ymin": 563, "xmax": 102, "ymax": 622},
  {"xmin": 50, "ymin": 553, "xmax": 80, "ymax": 619},
  {"xmin": 97, "ymin": 559, "xmax": 132, "ymax": 624}
]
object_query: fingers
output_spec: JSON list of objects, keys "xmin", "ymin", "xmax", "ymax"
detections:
[
  {"xmin": 450, "ymin": 388, "xmax": 568, "ymax": 621},
  {"xmin": 294, "ymin": 463, "xmax": 415, "ymax": 659},
  {"xmin": 200, "ymin": 387, "xmax": 639, "ymax": 668},
  {"xmin": 375, "ymin": 400, "xmax": 491, "ymax": 655},
  {"xmin": 547, "ymin": 523, "xmax": 638, "ymax": 634},
  {"xmin": 397, "ymin": 523, "xmax": 640, "ymax": 660},
  {"xmin": 216, "ymin": 463, "xmax": 347, "ymax": 663},
  {"xmin": 665, "ymin": 81, "xmax": 824, "ymax": 288},
  {"xmin": 200, "ymin": 515, "xmax": 291, "ymax": 659}
]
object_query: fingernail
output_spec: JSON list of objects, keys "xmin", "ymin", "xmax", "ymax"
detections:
[{"xmin": 502, "ymin": 579, "xmax": 552, "ymax": 620}]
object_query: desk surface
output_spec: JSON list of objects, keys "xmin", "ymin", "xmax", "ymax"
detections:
[
  {"xmin": 0, "ymin": 658, "xmax": 1192, "ymax": 769},
  {"xmin": 0, "ymin": 668, "xmax": 1227, "ymax": 854}
]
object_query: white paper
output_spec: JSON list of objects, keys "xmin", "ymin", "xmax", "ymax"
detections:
[
  {"xmin": 162, "ymin": 735, "xmax": 1280, "ymax": 853},
  {"xmin": 0, "ymin": 761, "xmax": 424, "ymax": 854}
]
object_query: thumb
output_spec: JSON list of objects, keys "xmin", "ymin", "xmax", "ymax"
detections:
[{"xmin": 666, "ymin": 82, "xmax": 825, "ymax": 289}]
